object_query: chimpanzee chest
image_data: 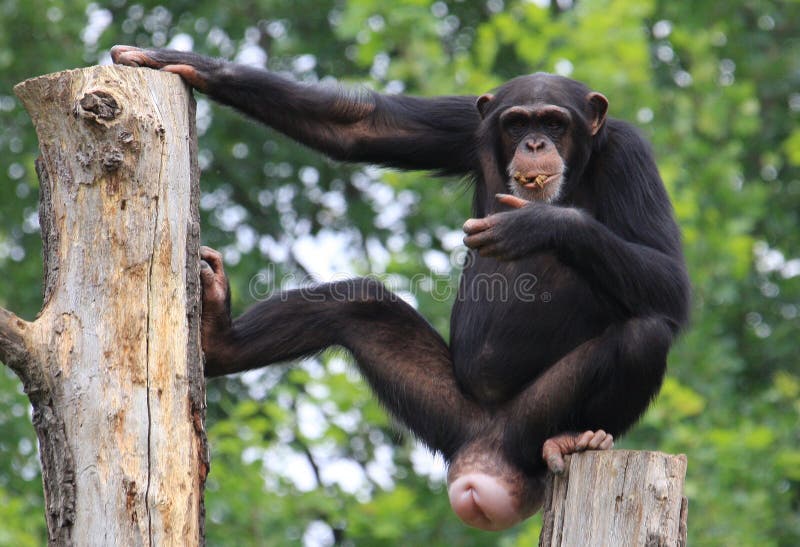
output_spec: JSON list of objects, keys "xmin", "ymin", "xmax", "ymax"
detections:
[{"xmin": 450, "ymin": 252, "xmax": 608, "ymax": 405}]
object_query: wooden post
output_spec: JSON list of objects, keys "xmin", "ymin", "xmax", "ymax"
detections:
[
  {"xmin": 539, "ymin": 450, "xmax": 688, "ymax": 547},
  {"xmin": 0, "ymin": 65, "xmax": 207, "ymax": 545}
]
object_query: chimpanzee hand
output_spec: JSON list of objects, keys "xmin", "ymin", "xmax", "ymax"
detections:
[
  {"xmin": 463, "ymin": 194, "xmax": 562, "ymax": 261},
  {"xmin": 111, "ymin": 46, "xmax": 221, "ymax": 92},
  {"xmin": 199, "ymin": 246, "xmax": 233, "ymax": 368}
]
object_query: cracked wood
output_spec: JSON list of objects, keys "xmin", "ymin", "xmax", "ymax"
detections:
[
  {"xmin": 5, "ymin": 65, "xmax": 207, "ymax": 546},
  {"xmin": 539, "ymin": 450, "xmax": 688, "ymax": 547}
]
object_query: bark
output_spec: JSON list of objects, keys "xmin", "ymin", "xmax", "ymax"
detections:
[
  {"xmin": 0, "ymin": 65, "xmax": 207, "ymax": 546},
  {"xmin": 540, "ymin": 450, "xmax": 688, "ymax": 547}
]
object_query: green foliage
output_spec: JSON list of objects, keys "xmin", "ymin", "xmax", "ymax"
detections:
[{"xmin": 0, "ymin": 0, "xmax": 798, "ymax": 545}]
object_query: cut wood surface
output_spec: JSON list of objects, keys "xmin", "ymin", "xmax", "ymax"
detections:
[
  {"xmin": 0, "ymin": 65, "xmax": 206, "ymax": 546},
  {"xmin": 540, "ymin": 450, "xmax": 688, "ymax": 547}
]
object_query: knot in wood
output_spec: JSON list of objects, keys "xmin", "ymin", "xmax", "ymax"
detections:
[
  {"xmin": 101, "ymin": 146, "xmax": 124, "ymax": 172},
  {"xmin": 77, "ymin": 90, "xmax": 121, "ymax": 124}
]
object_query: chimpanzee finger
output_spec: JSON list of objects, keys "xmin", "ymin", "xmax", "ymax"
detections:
[
  {"xmin": 200, "ymin": 246, "xmax": 225, "ymax": 274},
  {"xmin": 111, "ymin": 46, "xmax": 159, "ymax": 68},
  {"xmin": 463, "ymin": 229, "xmax": 497, "ymax": 250},
  {"xmin": 462, "ymin": 217, "xmax": 493, "ymax": 235},
  {"xmin": 574, "ymin": 430, "xmax": 595, "ymax": 451},
  {"xmin": 542, "ymin": 439, "xmax": 566, "ymax": 475},
  {"xmin": 586, "ymin": 429, "xmax": 610, "ymax": 450},
  {"xmin": 600, "ymin": 434, "xmax": 614, "ymax": 450},
  {"xmin": 200, "ymin": 261, "xmax": 216, "ymax": 285},
  {"xmin": 496, "ymin": 193, "xmax": 529, "ymax": 209},
  {"xmin": 110, "ymin": 45, "xmax": 141, "ymax": 64},
  {"xmin": 586, "ymin": 430, "xmax": 609, "ymax": 450},
  {"xmin": 200, "ymin": 247, "xmax": 230, "ymax": 312}
]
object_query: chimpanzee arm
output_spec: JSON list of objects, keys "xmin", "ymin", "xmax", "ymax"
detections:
[
  {"xmin": 464, "ymin": 202, "xmax": 689, "ymax": 326},
  {"xmin": 111, "ymin": 46, "xmax": 479, "ymax": 175},
  {"xmin": 554, "ymin": 215, "xmax": 690, "ymax": 327}
]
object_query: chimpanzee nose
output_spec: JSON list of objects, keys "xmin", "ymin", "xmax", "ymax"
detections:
[{"xmin": 526, "ymin": 139, "xmax": 546, "ymax": 152}]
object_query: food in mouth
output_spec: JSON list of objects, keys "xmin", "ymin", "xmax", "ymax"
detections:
[{"xmin": 513, "ymin": 173, "xmax": 550, "ymax": 189}]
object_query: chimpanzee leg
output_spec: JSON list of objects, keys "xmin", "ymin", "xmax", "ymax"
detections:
[
  {"xmin": 200, "ymin": 248, "xmax": 486, "ymax": 459},
  {"xmin": 503, "ymin": 316, "xmax": 673, "ymax": 473}
]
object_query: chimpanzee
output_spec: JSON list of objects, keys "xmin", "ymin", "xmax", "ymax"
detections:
[{"xmin": 112, "ymin": 46, "xmax": 690, "ymax": 531}]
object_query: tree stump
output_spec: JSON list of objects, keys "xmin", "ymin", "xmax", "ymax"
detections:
[
  {"xmin": 540, "ymin": 450, "xmax": 688, "ymax": 547},
  {"xmin": 0, "ymin": 65, "xmax": 207, "ymax": 545}
]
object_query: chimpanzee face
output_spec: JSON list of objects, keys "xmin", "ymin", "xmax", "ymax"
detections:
[
  {"xmin": 476, "ymin": 73, "xmax": 607, "ymax": 202},
  {"xmin": 497, "ymin": 102, "xmax": 573, "ymax": 202}
]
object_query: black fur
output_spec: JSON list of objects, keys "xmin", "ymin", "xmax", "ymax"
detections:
[{"xmin": 124, "ymin": 49, "xmax": 690, "ymax": 476}]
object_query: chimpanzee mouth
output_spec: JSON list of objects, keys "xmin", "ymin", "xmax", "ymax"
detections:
[{"xmin": 512, "ymin": 172, "xmax": 559, "ymax": 190}]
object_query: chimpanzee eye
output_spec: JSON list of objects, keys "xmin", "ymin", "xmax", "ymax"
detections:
[
  {"xmin": 543, "ymin": 116, "xmax": 564, "ymax": 132},
  {"xmin": 503, "ymin": 114, "xmax": 529, "ymax": 136}
]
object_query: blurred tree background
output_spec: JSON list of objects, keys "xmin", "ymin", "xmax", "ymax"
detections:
[{"xmin": 1, "ymin": 0, "xmax": 798, "ymax": 545}]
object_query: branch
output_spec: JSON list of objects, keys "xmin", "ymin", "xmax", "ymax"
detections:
[{"xmin": 0, "ymin": 306, "xmax": 32, "ymax": 379}]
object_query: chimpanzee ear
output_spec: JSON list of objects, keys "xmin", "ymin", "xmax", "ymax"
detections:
[
  {"xmin": 586, "ymin": 92, "xmax": 608, "ymax": 136},
  {"xmin": 476, "ymin": 94, "xmax": 495, "ymax": 119}
]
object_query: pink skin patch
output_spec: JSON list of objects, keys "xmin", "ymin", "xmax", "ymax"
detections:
[
  {"xmin": 448, "ymin": 473, "xmax": 525, "ymax": 531},
  {"xmin": 446, "ymin": 429, "xmax": 614, "ymax": 531}
]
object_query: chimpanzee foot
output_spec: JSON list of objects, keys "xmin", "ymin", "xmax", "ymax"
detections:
[
  {"xmin": 542, "ymin": 430, "xmax": 614, "ymax": 474},
  {"xmin": 199, "ymin": 246, "xmax": 232, "ymax": 364}
]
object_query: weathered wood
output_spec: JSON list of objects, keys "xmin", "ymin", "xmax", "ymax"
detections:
[
  {"xmin": 0, "ymin": 65, "xmax": 207, "ymax": 546},
  {"xmin": 540, "ymin": 450, "xmax": 687, "ymax": 547}
]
